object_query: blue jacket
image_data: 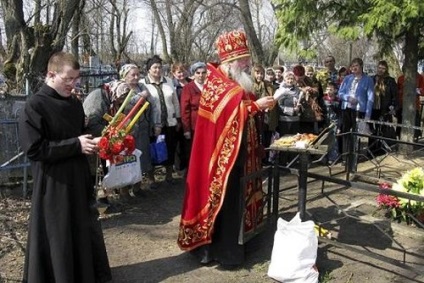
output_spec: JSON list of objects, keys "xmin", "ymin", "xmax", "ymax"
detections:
[{"xmin": 339, "ymin": 74, "xmax": 374, "ymax": 118}]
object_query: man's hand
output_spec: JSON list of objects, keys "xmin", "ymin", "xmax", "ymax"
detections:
[
  {"xmin": 184, "ymin": 131, "xmax": 191, "ymax": 139},
  {"xmin": 348, "ymin": 97, "xmax": 358, "ymax": 105},
  {"xmin": 78, "ymin": 134, "xmax": 98, "ymax": 155},
  {"xmin": 154, "ymin": 126, "xmax": 162, "ymax": 136},
  {"xmin": 256, "ymin": 96, "xmax": 275, "ymax": 111}
]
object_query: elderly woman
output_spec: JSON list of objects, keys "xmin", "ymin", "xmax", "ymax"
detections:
[
  {"xmin": 119, "ymin": 64, "xmax": 161, "ymax": 188},
  {"xmin": 141, "ymin": 55, "xmax": 181, "ymax": 184},
  {"xmin": 83, "ymin": 80, "xmax": 135, "ymax": 205},
  {"xmin": 171, "ymin": 63, "xmax": 192, "ymax": 172},
  {"xmin": 180, "ymin": 62, "xmax": 207, "ymax": 171}
]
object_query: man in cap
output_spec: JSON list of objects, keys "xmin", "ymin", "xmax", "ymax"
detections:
[{"xmin": 177, "ymin": 30, "xmax": 275, "ymax": 267}]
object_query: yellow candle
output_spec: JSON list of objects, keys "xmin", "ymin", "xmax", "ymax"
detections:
[
  {"xmin": 125, "ymin": 102, "xmax": 150, "ymax": 134},
  {"xmin": 109, "ymin": 89, "xmax": 135, "ymax": 126}
]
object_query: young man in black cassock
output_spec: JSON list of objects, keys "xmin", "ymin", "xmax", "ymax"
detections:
[{"xmin": 19, "ymin": 51, "xmax": 112, "ymax": 283}]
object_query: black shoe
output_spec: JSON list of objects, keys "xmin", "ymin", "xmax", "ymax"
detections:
[
  {"xmin": 217, "ymin": 263, "xmax": 241, "ymax": 270},
  {"xmin": 199, "ymin": 252, "xmax": 213, "ymax": 265},
  {"xmin": 166, "ymin": 178, "xmax": 177, "ymax": 185},
  {"xmin": 104, "ymin": 203, "xmax": 123, "ymax": 214},
  {"xmin": 192, "ymin": 246, "xmax": 213, "ymax": 265},
  {"xmin": 96, "ymin": 197, "xmax": 110, "ymax": 205}
]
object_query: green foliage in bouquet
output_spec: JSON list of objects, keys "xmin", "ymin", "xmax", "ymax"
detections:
[{"xmin": 377, "ymin": 168, "xmax": 424, "ymax": 224}]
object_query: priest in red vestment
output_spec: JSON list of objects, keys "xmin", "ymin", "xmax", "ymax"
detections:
[{"xmin": 177, "ymin": 30, "xmax": 275, "ymax": 267}]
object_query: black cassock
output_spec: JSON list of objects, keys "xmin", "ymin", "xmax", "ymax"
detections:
[{"xmin": 19, "ymin": 84, "xmax": 111, "ymax": 283}]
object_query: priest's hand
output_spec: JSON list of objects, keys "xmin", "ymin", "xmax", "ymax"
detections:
[
  {"xmin": 256, "ymin": 96, "xmax": 275, "ymax": 111},
  {"xmin": 78, "ymin": 134, "xmax": 98, "ymax": 155}
]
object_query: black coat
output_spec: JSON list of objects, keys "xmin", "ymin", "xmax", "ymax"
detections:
[{"xmin": 19, "ymin": 84, "xmax": 111, "ymax": 283}]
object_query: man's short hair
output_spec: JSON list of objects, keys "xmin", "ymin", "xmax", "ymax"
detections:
[
  {"xmin": 266, "ymin": 68, "xmax": 275, "ymax": 75},
  {"xmin": 327, "ymin": 82, "xmax": 338, "ymax": 89},
  {"xmin": 47, "ymin": 52, "xmax": 80, "ymax": 73},
  {"xmin": 325, "ymin": 56, "xmax": 335, "ymax": 63},
  {"xmin": 350, "ymin": 57, "xmax": 363, "ymax": 67},
  {"xmin": 273, "ymin": 66, "xmax": 285, "ymax": 73},
  {"xmin": 252, "ymin": 63, "xmax": 265, "ymax": 75}
]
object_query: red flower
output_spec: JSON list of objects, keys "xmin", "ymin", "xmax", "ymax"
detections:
[
  {"xmin": 123, "ymin": 135, "xmax": 135, "ymax": 153},
  {"xmin": 99, "ymin": 150, "xmax": 111, "ymax": 161},
  {"xmin": 98, "ymin": 125, "xmax": 137, "ymax": 162},
  {"xmin": 376, "ymin": 182, "xmax": 400, "ymax": 209},
  {"xmin": 111, "ymin": 141, "xmax": 124, "ymax": 155},
  {"xmin": 98, "ymin": 137, "xmax": 109, "ymax": 150}
]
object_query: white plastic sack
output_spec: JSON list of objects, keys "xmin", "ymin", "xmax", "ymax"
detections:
[
  {"xmin": 267, "ymin": 212, "xmax": 319, "ymax": 283},
  {"xmin": 102, "ymin": 149, "xmax": 142, "ymax": 189}
]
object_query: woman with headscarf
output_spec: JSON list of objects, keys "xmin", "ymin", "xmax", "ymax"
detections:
[
  {"xmin": 119, "ymin": 64, "xmax": 161, "ymax": 188},
  {"xmin": 180, "ymin": 61, "xmax": 207, "ymax": 171},
  {"xmin": 171, "ymin": 63, "xmax": 192, "ymax": 172},
  {"xmin": 83, "ymin": 80, "xmax": 134, "ymax": 206},
  {"xmin": 141, "ymin": 55, "xmax": 181, "ymax": 184}
]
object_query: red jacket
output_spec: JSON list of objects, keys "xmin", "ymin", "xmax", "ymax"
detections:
[
  {"xmin": 397, "ymin": 73, "xmax": 424, "ymax": 109},
  {"xmin": 180, "ymin": 81, "xmax": 202, "ymax": 133}
]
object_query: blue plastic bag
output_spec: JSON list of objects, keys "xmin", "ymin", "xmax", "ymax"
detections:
[{"xmin": 150, "ymin": 135, "xmax": 168, "ymax": 164}]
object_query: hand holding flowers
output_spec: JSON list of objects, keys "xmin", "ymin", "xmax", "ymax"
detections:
[{"xmin": 98, "ymin": 88, "xmax": 149, "ymax": 163}]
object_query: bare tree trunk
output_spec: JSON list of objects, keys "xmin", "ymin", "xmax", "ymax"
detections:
[
  {"xmin": 71, "ymin": 1, "xmax": 86, "ymax": 61},
  {"xmin": 0, "ymin": 28, "xmax": 6, "ymax": 58},
  {"xmin": 1, "ymin": 0, "xmax": 82, "ymax": 93},
  {"xmin": 238, "ymin": 0, "xmax": 265, "ymax": 64},
  {"xmin": 399, "ymin": 27, "xmax": 419, "ymax": 153},
  {"xmin": 34, "ymin": 0, "xmax": 41, "ymax": 24},
  {"xmin": 149, "ymin": 0, "xmax": 170, "ymax": 62}
]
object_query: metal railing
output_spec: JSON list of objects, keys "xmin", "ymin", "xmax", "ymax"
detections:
[{"xmin": 0, "ymin": 118, "xmax": 30, "ymax": 197}]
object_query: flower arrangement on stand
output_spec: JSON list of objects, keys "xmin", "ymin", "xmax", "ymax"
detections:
[
  {"xmin": 376, "ymin": 168, "xmax": 424, "ymax": 225},
  {"xmin": 98, "ymin": 89, "xmax": 150, "ymax": 163}
]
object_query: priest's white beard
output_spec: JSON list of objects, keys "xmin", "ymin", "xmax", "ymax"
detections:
[{"xmin": 227, "ymin": 64, "xmax": 254, "ymax": 93}]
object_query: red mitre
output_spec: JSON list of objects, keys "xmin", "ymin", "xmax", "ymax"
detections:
[{"xmin": 216, "ymin": 30, "xmax": 250, "ymax": 63}]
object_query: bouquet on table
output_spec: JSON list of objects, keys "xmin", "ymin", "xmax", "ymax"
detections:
[
  {"xmin": 376, "ymin": 167, "xmax": 424, "ymax": 224},
  {"xmin": 98, "ymin": 89, "xmax": 150, "ymax": 163}
]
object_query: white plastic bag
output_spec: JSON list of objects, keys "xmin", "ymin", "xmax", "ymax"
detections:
[
  {"xmin": 102, "ymin": 149, "xmax": 142, "ymax": 189},
  {"xmin": 267, "ymin": 212, "xmax": 319, "ymax": 283}
]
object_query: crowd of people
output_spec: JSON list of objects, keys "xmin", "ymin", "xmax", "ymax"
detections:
[{"xmin": 16, "ymin": 29, "xmax": 424, "ymax": 282}]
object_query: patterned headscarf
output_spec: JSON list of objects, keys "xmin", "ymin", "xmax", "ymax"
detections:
[
  {"xmin": 119, "ymin": 64, "xmax": 138, "ymax": 79},
  {"xmin": 107, "ymin": 80, "xmax": 131, "ymax": 115},
  {"xmin": 190, "ymin": 62, "xmax": 206, "ymax": 75}
]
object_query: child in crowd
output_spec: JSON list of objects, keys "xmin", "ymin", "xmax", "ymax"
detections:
[
  {"xmin": 274, "ymin": 71, "xmax": 303, "ymax": 165},
  {"xmin": 323, "ymin": 82, "xmax": 341, "ymax": 163},
  {"xmin": 265, "ymin": 68, "xmax": 276, "ymax": 83},
  {"xmin": 323, "ymin": 82, "xmax": 340, "ymax": 124},
  {"xmin": 274, "ymin": 71, "xmax": 302, "ymax": 136}
]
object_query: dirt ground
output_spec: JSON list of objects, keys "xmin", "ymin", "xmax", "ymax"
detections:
[{"xmin": 1, "ymin": 152, "xmax": 424, "ymax": 283}]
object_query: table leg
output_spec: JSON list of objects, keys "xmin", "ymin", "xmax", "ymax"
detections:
[
  {"xmin": 272, "ymin": 161, "xmax": 280, "ymax": 226},
  {"xmin": 298, "ymin": 153, "xmax": 309, "ymax": 221}
]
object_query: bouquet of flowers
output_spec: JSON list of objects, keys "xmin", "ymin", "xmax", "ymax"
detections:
[
  {"xmin": 376, "ymin": 182, "xmax": 402, "ymax": 221},
  {"xmin": 98, "ymin": 127, "xmax": 135, "ymax": 163},
  {"xmin": 376, "ymin": 168, "xmax": 424, "ymax": 224},
  {"xmin": 98, "ymin": 88, "xmax": 149, "ymax": 163}
]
